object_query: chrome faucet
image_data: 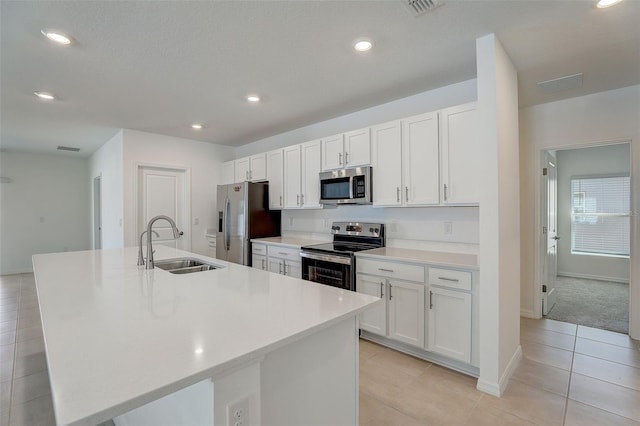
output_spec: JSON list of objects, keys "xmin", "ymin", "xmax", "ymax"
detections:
[
  {"xmin": 137, "ymin": 230, "xmax": 159, "ymax": 266},
  {"xmin": 143, "ymin": 215, "xmax": 183, "ymax": 269}
]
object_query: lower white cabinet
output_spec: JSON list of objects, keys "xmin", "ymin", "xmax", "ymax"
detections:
[
  {"xmin": 251, "ymin": 242, "xmax": 302, "ymax": 278},
  {"xmin": 427, "ymin": 286, "xmax": 471, "ymax": 363},
  {"xmin": 356, "ymin": 261, "xmax": 425, "ymax": 349},
  {"xmin": 357, "ymin": 255, "xmax": 476, "ymax": 367}
]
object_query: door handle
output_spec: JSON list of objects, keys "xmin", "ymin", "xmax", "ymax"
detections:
[
  {"xmin": 553, "ymin": 236, "xmax": 561, "ymax": 240},
  {"xmin": 224, "ymin": 197, "xmax": 231, "ymax": 251},
  {"xmin": 405, "ymin": 186, "xmax": 409, "ymax": 202},
  {"xmin": 339, "ymin": 152, "xmax": 343, "ymax": 165},
  {"xmin": 397, "ymin": 187, "xmax": 400, "ymax": 203},
  {"xmin": 297, "ymin": 194, "xmax": 300, "ymax": 205},
  {"xmin": 280, "ymin": 195, "xmax": 283, "ymax": 206},
  {"xmin": 261, "ymin": 258, "xmax": 265, "ymax": 270},
  {"xmin": 246, "ymin": 170, "xmax": 249, "ymax": 180},
  {"xmin": 444, "ymin": 184, "xmax": 448, "ymax": 201},
  {"xmin": 380, "ymin": 281, "xmax": 384, "ymax": 298},
  {"xmin": 301, "ymin": 194, "xmax": 304, "ymax": 206},
  {"xmin": 429, "ymin": 291, "xmax": 433, "ymax": 309},
  {"xmin": 389, "ymin": 284, "xmax": 393, "ymax": 300},
  {"xmin": 345, "ymin": 151, "xmax": 349, "ymax": 164},
  {"xmin": 279, "ymin": 261, "xmax": 283, "ymax": 274}
]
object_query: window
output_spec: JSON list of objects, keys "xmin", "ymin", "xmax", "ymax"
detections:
[{"xmin": 570, "ymin": 175, "xmax": 630, "ymax": 257}]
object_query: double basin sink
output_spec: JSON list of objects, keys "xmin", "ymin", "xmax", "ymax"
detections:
[{"xmin": 155, "ymin": 257, "xmax": 223, "ymax": 274}]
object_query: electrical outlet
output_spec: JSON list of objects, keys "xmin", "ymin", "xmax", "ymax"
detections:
[
  {"xmin": 444, "ymin": 221, "xmax": 453, "ymax": 235},
  {"xmin": 226, "ymin": 396, "xmax": 250, "ymax": 426}
]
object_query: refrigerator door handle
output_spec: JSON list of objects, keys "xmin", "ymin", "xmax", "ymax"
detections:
[{"xmin": 224, "ymin": 197, "xmax": 231, "ymax": 251}]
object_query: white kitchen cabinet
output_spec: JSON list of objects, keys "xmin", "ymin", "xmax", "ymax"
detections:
[
  {"xmin": 235, "ymin": 153, "xmax": 267, "ymax": 182},
  {"xmin": 221, "ymin": 161, "xmax": 235, "ymax": 185},
  {"xmin": 427, "ymin": 266, "xmax": 472, "ymax": 363},
  {"xmin": 283, "ymin": 140, "xmax": 322, "ymax": 209},
  {"xmin": 267, "ymin": 149, "xmax": 284, "ymax": 210},
  {"xmin": 321, "ymin": 128, "xmax": 371, "ymax": 171},
  {"xmin": 371, "ymin": 121, "xmax": 403, "ymax": 207},
  {"xmin": 356, "ymin": 259, "xmax": 425, "ymax": 349},
  {"xmin": 252, "ymin": 243, "xmax": 268, "ymax": 270},
  {"xmin": 403, "ymin": 112, "xmax": 440, "ymax": 206},
  {"xmin": 388, "ymin": 279, "xmax": 425, "ymax": 347},
  {"xmin": 267, "ymin": 245, "xmax": 302, "ymax": 278},
  {"xmin": 356, "ymin": 275, "xmax": 386, "ymax": 336},
  {"xmin": 372, "ymin": 112, "xmax": 439, "ymax": 207},
  {"xmin": 440, "ymin": 103, "xmax": 479, "ymax": 205}
]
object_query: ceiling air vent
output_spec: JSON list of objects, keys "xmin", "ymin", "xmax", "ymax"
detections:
[
  {"xmin": 537, "ymin": 73, "xmax": 583, "ymax": 94},
  {"xmin": 404, "ymin": 0, "xmax": 441, "ymax": 17},
  {"xmin": 57, "ymin": 145, "xmax": 80, "ymax": 152}
]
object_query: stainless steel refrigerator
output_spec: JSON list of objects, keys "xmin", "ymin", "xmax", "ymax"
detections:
[{"xmin": 216, "ymin": 181, "xmax": 281, "ymax": 265}]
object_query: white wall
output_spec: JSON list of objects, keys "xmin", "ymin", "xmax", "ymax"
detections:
[
  {"xmin": 476, "ymin": 33, "xmax": 521, "ymax": 396},
  {"xmin": 519, "ymin": 84, "xmax": 640, "ymax": 338},
  {"xmin": 89, "ymin": 130, "xmax": 124, "ymax": 249},
  {"xmin": 122, "ymin": 130, "xmax": 235, "ymax": 255},
  {"xmin": 556, "ymin": 144, "xmax": 630, "ymax": 282},
  {"xmin": 0, "ymin": 152, "xmax": 90, "ymax": 274},
  {"xmin": 236, "ymin": 79, "xmax": 477, "ymax": 157}
]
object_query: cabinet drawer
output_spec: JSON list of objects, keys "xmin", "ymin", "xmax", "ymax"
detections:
[
  {"xmin": 428, "ymin": 267, "xmax": 471, "ymax": 291},
  {"xmin": 357, "ymin": 258, "xmax": 425, "ymax": 283},
  {"xmin": 252, "ymin": 243, "xmax": 267, "ymax": 256},
  {"xmin": 267, "ymin": 245, "xmax": 300, "ymax": 259}
]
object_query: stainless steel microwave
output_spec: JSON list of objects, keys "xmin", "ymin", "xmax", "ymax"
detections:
[{"xmin": 319, "ymin": 166, "xmax": 372, "ymax": 205}]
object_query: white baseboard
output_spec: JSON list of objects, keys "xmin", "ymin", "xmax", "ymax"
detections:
[
  {"xmin": 520, "ymin": 309, "xmax": 538, "ymax": 319},
  {"xmin": 558, "ymin": 272, "xmax": 629, "ymax": 284},
  {"xmin": 476, "ymin": 345, "xmax": 522, "ymax": 397}
]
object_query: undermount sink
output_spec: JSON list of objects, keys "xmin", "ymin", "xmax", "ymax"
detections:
[{"xmin": 154, "ymin": 257, "xmax": 223, "ymax": 274}]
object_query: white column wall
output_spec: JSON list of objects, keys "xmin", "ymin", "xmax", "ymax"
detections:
[
  {"xmin": 89, "ymin": 130, "xmax": 125, "ymax": 249},
  {"xmin": 519, "ymin": 84, "xmax": 640, "ymax": 338},
  {"xmin": 476, "ymin": 33, "xmax": 521, "ymax": 396}
]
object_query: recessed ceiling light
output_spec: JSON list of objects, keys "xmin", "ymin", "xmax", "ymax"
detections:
[
  {"xmin": 191, "ymin": 123, "xmax": 203, "ymax": 130},
  {"xmin": 246, "ymin": 95, "xmax": 261, "ymax": 103},
  {"xmin": 596, "ymin": 0, "xmax": 623, "ymax": 7},
  {"xmin": 354, "ymin": 39, "xmax": 373, "ymax": 52},
  {"xmin": 34, "ymin": 91, "xmax": 56, "ymax": 100},
  {"xmin": 40, "ymin": 29, "xmax": 72, "ymax": 45}
]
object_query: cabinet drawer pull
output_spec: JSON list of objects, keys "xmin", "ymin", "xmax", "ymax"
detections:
[
  {"xmin": 261, "ymin": 258, "xmax": 265, "ymax": 270},
  {"xmin": 389, "ymin": 283, "xmax": 393, "ymax": 300},
  {"xmin": 278, "ymin": 252, "xmax": 289, "ymax": 256},
  {"xmin": 378, "ymin": 268, "xmax": 394, "ymax": 273},
  {"xmin": 297, "ymin": 194, "xmax": 300, "ymax": 205},
  {"xmin": 279, "ymin": 262, "xmax": 283, "ymax": 274},
  {"xmin": 438, "ymin": 276, "xmax": 459, "ymax": 282},
  {"xmin": 429, "ymin": 290, "xmax": 433, "ymax": 309}
]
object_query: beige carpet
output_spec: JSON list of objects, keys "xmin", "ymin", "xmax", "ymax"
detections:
[{"xmin": 544, "ymin": 276, "xmax": 629, "ymax": 334}]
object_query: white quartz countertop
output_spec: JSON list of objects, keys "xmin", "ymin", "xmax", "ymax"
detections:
[
  {"xmin": 250, "ymin": 236, "xmax": 327, "ymax": 249},
  {"xmin": 356, "ymin": 247, "xmax": 479, "ymax": 269},
  {"xmin": 32, "ymin": 246, "xmax": 378, "ymax": 426}
]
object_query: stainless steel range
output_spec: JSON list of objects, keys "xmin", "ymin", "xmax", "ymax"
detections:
[{"xmin": 301, "ymin": 222, "xmax": 385, "ymax": 291}]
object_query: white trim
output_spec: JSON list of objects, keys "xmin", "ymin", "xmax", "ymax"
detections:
[
  {"xmin": 476, "ymin": 345, "xmax": 522, "ymax": 397},
  {"xmin": 557, "ymin": 272, "xmax": 629, "ymax": 284},
  {"xmin": 520, "ymin": 309, "xmax": 538, "ymax": 319}
]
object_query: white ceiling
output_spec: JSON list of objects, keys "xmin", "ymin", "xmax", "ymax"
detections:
[{"xmin": 1, "ymin": 1, "xmax": 639, "ymax": 157}]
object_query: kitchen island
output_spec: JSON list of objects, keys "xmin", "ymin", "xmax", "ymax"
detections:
[{"xmin": 32, "ymin": 246, "xmax": 379, "ymax": 426}]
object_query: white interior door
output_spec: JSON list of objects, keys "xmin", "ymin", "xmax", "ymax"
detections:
[
  {"xmin": 138, "ymin": 165, "xmax": 190, "ymax": 250},
  {"xmin": 542, "ymin": 152, "xmax": 558, "ymax": 315}
]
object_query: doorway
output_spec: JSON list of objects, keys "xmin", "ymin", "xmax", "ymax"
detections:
[
  {"xmin": 136, "ymin": 164, "xmax": 191, "ymax": 251},
  {"xmin": 93, "ymin": 175, "xmax": 102, "ymax": 250},
  {"xmin": 540, "ymin": 143, "xmax": 631, "ymax": 334}
]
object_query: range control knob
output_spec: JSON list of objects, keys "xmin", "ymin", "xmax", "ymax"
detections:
[
  {"xmin": 332, "ymin": 225, "xmax": 340, "ymax": 231},
  {"xmin": 374, "ymin": 228, "xmax": 379, "ymax": 233},
  {"xmin": 369, "ymin": 227, "xmax": 374, "ymax": 232}
]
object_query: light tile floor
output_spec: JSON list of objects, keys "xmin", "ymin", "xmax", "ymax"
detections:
[
  {"xmin": 361, "ymin": 317, "xmax": 640, "ymax": 426},
  {"xmin": 2, "ymin": 273, "xmax": 639, "ymax": 426}
]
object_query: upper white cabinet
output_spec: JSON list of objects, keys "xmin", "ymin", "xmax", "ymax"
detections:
[
  {"xmin": 221, "ymin": 160, "xmax": 235, "ymax": 185},
  {"xmin": 235, "ymin": 153, "xmax": 267, "ymax": 182},
  {"xmin": 439, "ymin": 103, "xmax": 479, "ymax": 205},
  {"xmin": 267, "ymin": 149, "xmax": 284, "ymax": 210},
  {"xmin": 371, "ymin": 112, "xmax": 439, "ymax": 207},
  {"xmin": 283, "ymin": 140, "xmax": 322, "ymax": 209},
  {"xmin": 403, "ymin": 112, "xmax": 440, "ymax": 206},
  {"xmin": 321, "ymin": 128, "xmax": 371, "ymax": 171}
]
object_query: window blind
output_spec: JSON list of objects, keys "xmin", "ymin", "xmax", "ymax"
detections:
[{"xmin": 570, "ymin": 175, "xmax": 630, "ymax": 257}]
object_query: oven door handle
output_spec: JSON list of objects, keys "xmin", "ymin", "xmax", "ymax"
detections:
[{"xmin": 300, "ymin": 251, "xmax": 352, "ymax": 265}]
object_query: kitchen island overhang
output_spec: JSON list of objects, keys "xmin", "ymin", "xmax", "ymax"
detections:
[{"xmin": 32, "ymin": 246, "xmax": 380, "ymax": 426}]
